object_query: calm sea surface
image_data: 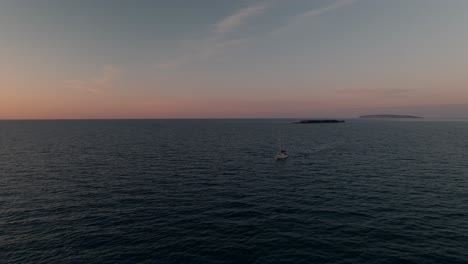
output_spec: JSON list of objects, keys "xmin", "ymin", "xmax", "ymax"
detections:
[{"xmin": 1, "ymin": 119, "xmax": 467, "ymax": 263}]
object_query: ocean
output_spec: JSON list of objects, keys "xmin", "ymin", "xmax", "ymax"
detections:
[{"xmin": 1, "ymin": 119, "xmax": 467, "ymax": 263}]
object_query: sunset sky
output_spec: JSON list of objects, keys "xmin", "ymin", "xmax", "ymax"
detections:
[{"xmin": 1, "ymin": 0, "xmax": 468, "ymax": 119}]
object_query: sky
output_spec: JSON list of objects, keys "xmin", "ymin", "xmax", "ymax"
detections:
[{"xmin": 1, "ymin": 0, "xmax": 468, "ymax": 119}]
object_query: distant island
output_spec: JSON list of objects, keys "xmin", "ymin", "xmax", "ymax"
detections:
[
  {"xmin": 294, "ymin": 119, "xmax": 345, "ymax": 124},
  {"xmin": 360, "ymin": 114, "xmax": 423, "ymax": 119}
]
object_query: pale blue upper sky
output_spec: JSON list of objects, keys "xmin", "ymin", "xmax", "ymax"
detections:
[{"xmin": 2, "ymin": 0, "xmax": 468, "ymax": 118}]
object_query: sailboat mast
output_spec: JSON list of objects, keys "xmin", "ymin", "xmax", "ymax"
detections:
[{"xmin": 278, "ymin": 130, "xmax": 282, "ymax": 151}]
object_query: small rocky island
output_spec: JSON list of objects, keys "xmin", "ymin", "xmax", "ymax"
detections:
[
  {"xmin": 360, "ymin": 114, "xmax": 422, "ymax": 119},
  {"xmin": 294, "ymin": 119, "xmax": 345, "ymax": 124}
]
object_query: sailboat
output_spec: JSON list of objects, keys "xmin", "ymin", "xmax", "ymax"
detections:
[{"xmin": 274, "ymin": 131, "xmax": 289, "ymax": 160}]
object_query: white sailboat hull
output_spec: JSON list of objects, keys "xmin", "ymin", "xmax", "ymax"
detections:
[{"xmin": 275, "ymin": 153, "xmax": 289, "ymax": 160}]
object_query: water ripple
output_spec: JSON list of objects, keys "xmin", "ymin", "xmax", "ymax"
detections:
[{"xmin": 1, "ymin": 120, "xmax": 468, "ymax": 263}]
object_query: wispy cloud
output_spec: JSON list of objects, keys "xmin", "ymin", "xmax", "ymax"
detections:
[
  {"xmin": 155, "ymin": 2, "xmax": 269, "ymax": 70},
  {"xmin": 155, "ymin": 0, "xmax": 357, "ymax": 70},
  {"xmin": 301, "ymin": 0, "xmax": 356, "ymax": 19},
  {"xmin": 272, "ymin": 0, "xmax": 357, "ymax": 34},
  {"xmin": 66, "ymin": 66, "xmax": 121, "ymax": 93},
  {"xmin": 214, "ymin": 3, "xmax": 269, "ymax": 35}
]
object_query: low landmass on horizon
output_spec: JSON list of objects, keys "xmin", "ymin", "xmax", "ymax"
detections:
[
  {"xmin": 360, "ymin": 114, "xmax": 423, "ymax": 119},
  {"xmin": 294, "ymin": 119, "xmax": 345, "ymax": 124}
]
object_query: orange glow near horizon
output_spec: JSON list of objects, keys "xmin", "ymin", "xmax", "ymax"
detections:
[
  {"xmin": 3, "ymin": 85, "xmax": 468, "ymax": 119},
  {"xmin": 2, "ymin": 74, "xmax": 468, "ymax": 119}
]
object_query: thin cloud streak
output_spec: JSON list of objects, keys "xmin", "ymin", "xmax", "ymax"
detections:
[
  {"xmin": 155, "ymin": 2, "xmax": 269, "ymax": 70},
  {"xmin": 155, "ymin": 0, "xmax": 357, "ymax": 70},
  {"xmin": 301, "ymin": 0, "xmax": 356, "ymax": 18},
  {"xmin": 272, "ymin": 0, "xmax": 357, "ymax": 34},
  {"xmin": 214, "ymin": 3, "xmax": 269, "ymax": 35}
]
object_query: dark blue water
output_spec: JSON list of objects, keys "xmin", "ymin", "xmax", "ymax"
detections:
[{"xmin": 1, "ymin": 119, "xmax": 467, "ymax": 263}]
